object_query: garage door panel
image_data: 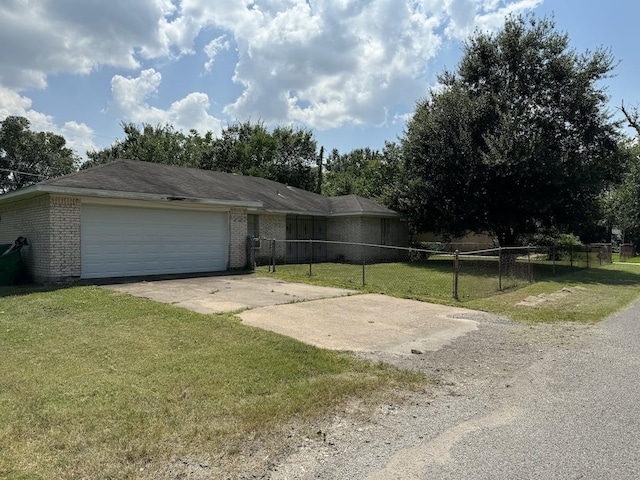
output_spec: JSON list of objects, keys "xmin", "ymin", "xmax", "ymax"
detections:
[{"xmin": 81, "ymin": 204, "xmax": 229, "ymax": 278}]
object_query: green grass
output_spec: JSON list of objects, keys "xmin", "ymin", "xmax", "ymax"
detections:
[
  {"xmin": 0, "ymin": 286, "xmax": 423, "ymax": 479},
  {"xmin": 257, "ymin": 262, "xmax": 640, "ymax": 324},
  {"xmin": 256, "ymin": 258, "xmax": 579, "ymax": 304},
  {"xmin": 613, "ymin": 253, "xmax": 640, "ymax": 263},
  {"xmin": 466, "ymin": 263, "xmax": 640, "ymax": 323},
  {"xmin": 258, "ymin": 259, "xmax": 459, "ymax": 303}
]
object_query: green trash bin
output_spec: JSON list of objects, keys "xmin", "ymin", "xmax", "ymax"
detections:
[{"xmin": 0, "ymin": 244, "xmax": 25, "ymax": 286}]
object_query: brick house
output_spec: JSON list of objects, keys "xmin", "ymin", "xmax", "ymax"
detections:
[{"xmin": 0, "ymin": 159, "xmax": 407, "ymax": 283}]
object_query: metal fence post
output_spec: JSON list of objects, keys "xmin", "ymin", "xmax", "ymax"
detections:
[
  {"xmin": 527, "ymin": 245, "xmax": 532, "ymax": 283},
  {"xmin": 362, "ymin": 243, "xmax": 366, "ymax": 287},
  {"xmin": 570, "ymin": 244, "xmax": 574, "ymax": 269},
  {"xmin": 453, "ymin": 250, "xmax": 459, "ymax": 300},
  {"xmin": 271, "ymin": 239, "xmax": 276, "ymax": 273},
  {"xmin": 498, "ymin": 246, "xmax": 502, "ymax": 291},
  {"xmin": 309, "ymin": 239, "xmax": 313, "ymax": 276},
  {"xmin": 552, "ymin": 245, "xmax": 556, "ymax": 276},
  {"xmin": 586, "ymin": 244, "xmax": 590, "ymax": 269}
]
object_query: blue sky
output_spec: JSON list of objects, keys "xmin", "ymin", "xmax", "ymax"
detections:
[{"xmin": 1, "ymin": 0, "xmax": 638, "ymax": 160}]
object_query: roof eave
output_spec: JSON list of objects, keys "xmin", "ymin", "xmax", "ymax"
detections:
[
  {"xmin": 0, "ymin": 185, "xmax": 263, "ymax": 208},
  {"xmin": 329, "ymin": 211, "xmax": 401, "ymax": 218}
]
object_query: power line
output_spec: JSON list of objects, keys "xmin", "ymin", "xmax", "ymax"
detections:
[{"xmin": 0, "ymin": 168, "xmax": 48, "ymax": 178}]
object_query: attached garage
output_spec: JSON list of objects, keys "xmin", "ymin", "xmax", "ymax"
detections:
[
  {"xmin": 0, "ymin": 159, "xmax": 405, "ymax": 283},
  {"xmin": 81, "ymin": 204, "xmax": 229, "ymax": 279}
]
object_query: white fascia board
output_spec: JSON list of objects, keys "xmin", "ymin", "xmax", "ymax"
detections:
[
  {"xmin": 257, "ymin": 208, "xmax": 330, "ymax": 216},
  {"xmin": 328, "ymin": 211, "xmax": 401, "ymax": 218},
  {"xmin": 253, "ymin": 208, "xmax": 401, "ymax": 217},
  {"xmin": 0, "ymin": 185, "xmax": 263, "ymax": 208}
]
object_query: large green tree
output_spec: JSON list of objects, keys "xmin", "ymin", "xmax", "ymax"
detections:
[
  {"xmin": 86, "ymin": 121, "xmax": 318, "ymax": 191},
  {"xmin": 0, "ymin": 116, "xmax": 78, "ymax": 192},
  {"xmin": 400, "ymin": 15, "xmax": 622, "ymax": 245},
  {"xmin": 322, "ymin": 142, "xmax": 404, "ymax": 206},
  {"xmin": 202, "ymin": 121, "xmax": 317, "ymax": 190},
  {"xmin": 601, "ymin": 139, "xmax": 640, "ymax": 244},
  {"xmin": 84, "ymin": 123, "xmax": 202, "ymax": 169}
]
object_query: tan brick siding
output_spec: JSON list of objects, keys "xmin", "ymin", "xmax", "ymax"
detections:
[
  {"xmin": 327, "ymin": 217, "xmax": 362, "ymax": 262},
  {"xmin": 0, "ymin": 195, "xmax": 51, "ymax": 281},
  {"xmin": 50, "ymin": 195, "xmax": 81, "ymax": 279},
  {"xmin": 326, "ymin": 216, "xmax": 408, "ymax": 263},
  {"xmin": 229, "ymin": 207, "xmax": 247, "ymax": 269},
  {"xmin": 255, "ymin": 213, "xmax": 286, "ymax": 262}
]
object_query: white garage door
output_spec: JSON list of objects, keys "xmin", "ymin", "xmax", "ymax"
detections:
[{"xmin": 81, "ymin": 204, "xmax": 229, "ymax": 278}]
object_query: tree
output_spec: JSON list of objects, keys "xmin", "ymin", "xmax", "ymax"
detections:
[
  {"xmin": 602, "ymin": 140, "xmax": 640, "ymax": 244},
  {"xmin": 201, "ymin": 121, "xmax": 317, "ymax": 190},
  {"xmin": 84, "ymin": 123, "xmax": 201, "ymax": 169},
  {"xmin": 0, "ymin": 116, "xmax": 78, "ymax": 192},
  {"xmin": 86, "ymin": 120, "xmax": 319, "ymax": 191},
  {"xmin": 621, "ymin": 102, "xmax": 640, "ymax": 137},
  {"xmin": 322, "ymin": 142, "xmax": 404, "ymax": 206},
  {"xmin": 400, "ymin": 15, "xmax": 622, "ymax": 245}
]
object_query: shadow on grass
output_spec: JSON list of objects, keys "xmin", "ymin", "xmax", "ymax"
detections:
[
  {"xmin": 558, "ymin": 266, "xmax": 640, "ymax": 286},
  {"xmin": 0, "ymin": 284, "xmax": 68, "ymax": 298}
]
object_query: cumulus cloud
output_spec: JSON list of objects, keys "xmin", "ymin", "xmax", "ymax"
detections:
[
  {"xmin": 0, "ymin": 0, "xmax": 542, "ymax": 137},
  {"xmin": 204, "ymin": 35, "xmax": 231, "ymax": 72},
  {"xmin": 0, "ymin": 86, "xmax": 98, "ymax": 157},
  {"xmin": 171, "ymin": 0, "xmax": 540, "ymax": 129},
  {"xmin": 445, "ymin": 0, "xmax": 543, "ymax": 40},
  {"xmin": 110, "ymin": 69, "xmax": 223, "ymax": 134},
  {"xmin": 0, "ymin": 0, "xmax": 177, "ymax": 90}
]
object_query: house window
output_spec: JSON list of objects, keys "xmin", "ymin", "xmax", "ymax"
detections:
[
  {"xmin": 247, "ymin": 214, "xmax": 259, "ymax": 239},
  {"xmin": 381, "ymin": 218, "xmax": 391, "ymax": 245}
]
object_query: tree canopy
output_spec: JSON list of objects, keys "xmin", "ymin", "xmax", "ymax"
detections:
[
  {"xmin": 322, "ymin": 143, "xmax": 404, "ymax": 206},
  {"xmin": 85, "ymin": 121, "xmax": 319, "ymax": 191},
  {"xmin": 400, "ymin": 15, "xmax": 622, "ymax": 245},
  {"xmin": 0, "ymin": 116, "xmax": 78, "ymax": 192}
]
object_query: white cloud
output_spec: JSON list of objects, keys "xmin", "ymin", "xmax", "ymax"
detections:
[
  {"xmin": 0, "ymin": 0, "xmax": 543, "ymax": 137},
  {"xmin": 445, "ymin": 0, "xmax": 544, "ymax": 39},
  {"xmin": 110, "ymin": 69, "xmax": 223, "ymax": 134},
  {"xmin": 0, "ymin": 0, "xmax": 177, "ymax": 90},
  {"xmin": 204, "ymin": 35, "xmax": 231, "ymax": 72},
  {"xmin": 0, "ymin": 86, "xmax": 98, "ymax": 157},
  {"xmin": 170, "ymin": 0, "xmax": 540, "ymax": 129}
]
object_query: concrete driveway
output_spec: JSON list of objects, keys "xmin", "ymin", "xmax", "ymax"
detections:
[
  {"xmin": 240, "ymin": 294, "xmax": 479, "ymax": 354},
  {"xmin": 104, "ymin": 275, "xmax": 480, "ymax": 354},
  {"xmin": 103, "ymin": 275, "xmax": 356, "ymax": 314}
]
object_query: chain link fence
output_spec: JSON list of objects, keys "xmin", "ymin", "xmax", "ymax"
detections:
[{"xmin": 248, "ymin": 238, "xmax": 612, "ymax": 302}]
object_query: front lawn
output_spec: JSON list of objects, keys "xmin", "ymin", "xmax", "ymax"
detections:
[
  {"xmin": 0, "ymin": 286, "xmax": 422, "ymax": 479},
  {"xmin": 258, "ymin": 262, "xmax": 640, "ymax": 323}
]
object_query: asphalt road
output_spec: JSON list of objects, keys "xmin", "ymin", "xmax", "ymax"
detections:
[
  {"xmin": 270, "ymin": 301, "xmax": 640, "ymax": 479},
  {"xmin": 381, "ymin": 302, "xmax": 640, "ymax": 479}
]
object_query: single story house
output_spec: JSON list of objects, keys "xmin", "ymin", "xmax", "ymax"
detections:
[{"xmin": 0, "ymin": 159, "xmax": 407, "ymax": 283}]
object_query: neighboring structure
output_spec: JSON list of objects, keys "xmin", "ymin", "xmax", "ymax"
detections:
[{"xmin": 0, "ymin": 159, "xmax": 407, "ymax": 283}]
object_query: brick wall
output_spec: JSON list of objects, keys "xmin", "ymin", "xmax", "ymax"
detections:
[
  {"xmin": 0, "ymin": 194, "xmax": 82, "ymax": 282},
  {"xmin": 326, "ymin": 216, "xmax": 408, "ymax": 263},
  {"xmin": 327, "ymin": 216, "xmax": 362, "ymax": 262},
  {"xmin": 49, "ymin": 195, "xmax": 81, "ymax": 279},
  {"xmin": 255, "ymin": 213, "xmax": 286, "ymax": 262},
  {"xmin": 229, "ymin": 207, "xmax": 248, "ymax": 269},
  {"xmin": 0, "ymin": 195, "xmax": 51, "ymax": 281}
]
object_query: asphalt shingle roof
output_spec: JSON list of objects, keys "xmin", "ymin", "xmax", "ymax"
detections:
[{"xmin": 38, "ymin": 159, "xmax": 398, "ymax": 216}]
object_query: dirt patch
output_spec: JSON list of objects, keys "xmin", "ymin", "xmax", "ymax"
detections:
[{"xmin": 516, "ymin": 286, "xmax": 588, "ymax": 308}]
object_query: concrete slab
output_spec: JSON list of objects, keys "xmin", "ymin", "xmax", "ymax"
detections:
[
  {"xmin": 102, "ymin": 275, "xmax": 357, "ymax": 314},
  {"xmin": 240, "ymin": 293, "xmax": 479, "ymax": 354}
]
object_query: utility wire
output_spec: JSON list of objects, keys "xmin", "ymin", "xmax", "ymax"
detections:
[{"xmin": 0, "ymin": 168, "xmax": 48, "ymax": 178}]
